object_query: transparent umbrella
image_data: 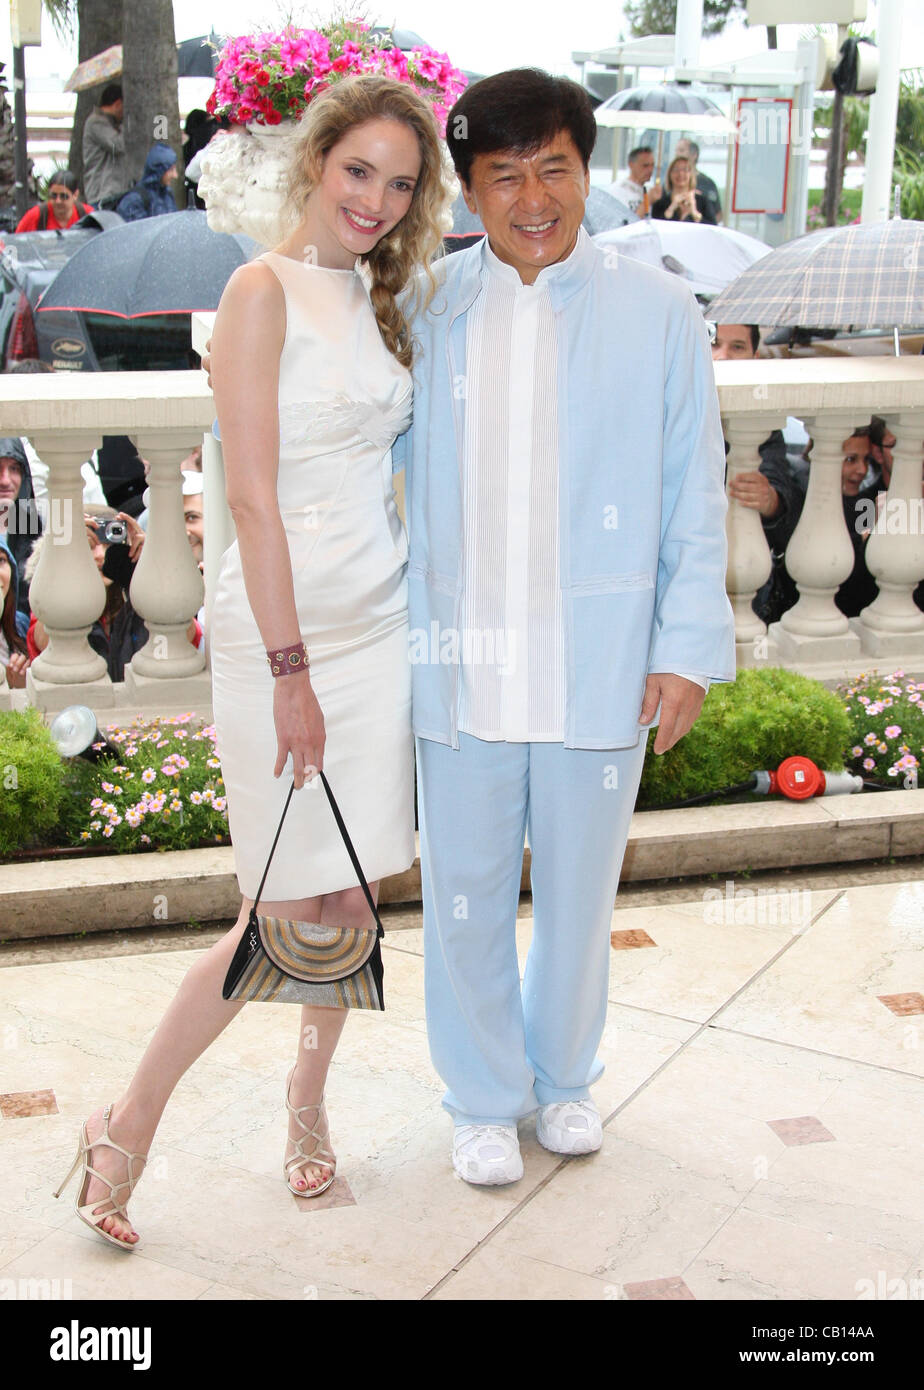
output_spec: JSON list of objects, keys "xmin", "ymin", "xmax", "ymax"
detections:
[{"xmin": 594, "ymin": 83, "xmax": 736, "ymax": 174}]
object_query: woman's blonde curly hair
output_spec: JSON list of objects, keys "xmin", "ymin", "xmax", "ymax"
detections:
[{"xmin": 284, "ymin": 75, "xmax": 453, "ymax": 368}]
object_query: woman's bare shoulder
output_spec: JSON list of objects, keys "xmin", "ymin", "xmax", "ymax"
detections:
[{"xmin": 219, "ymin": 259, "xmax": 285, "ymax": 311}]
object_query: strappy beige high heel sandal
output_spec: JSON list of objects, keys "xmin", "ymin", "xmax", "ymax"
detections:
[
  {"xmin": 284, "ymin": 1066, "xmax": 336, "ymax": 1197},
  {"xmin": 52, "ymin": 1104, "xmax": 147, "ymax": 1249}
]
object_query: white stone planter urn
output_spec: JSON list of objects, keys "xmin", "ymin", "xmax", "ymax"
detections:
[{"xmin": 197, "ymin": 121, "xmax": 300, "ymax": 249}]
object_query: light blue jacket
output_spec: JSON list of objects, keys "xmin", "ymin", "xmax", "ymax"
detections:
[{"xmin": 392, "ymin": 227, "xmax": 736, "ymax": 750}]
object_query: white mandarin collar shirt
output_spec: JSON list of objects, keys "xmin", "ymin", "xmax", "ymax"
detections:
[{"xmin": 457, "ymin": 228, "xmax": 705, "ymax": 745}]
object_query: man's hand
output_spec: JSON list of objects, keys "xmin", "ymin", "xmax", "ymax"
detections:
[
  {"xmin": 202, "ymin": 336, "xmax": 213, "ymax": 388},
  {"xmin": 117, "ymin": 511, "xmax": 145, "ymax": 562},
  {"xmin": 639, "ymin": 673, "xmax": 706, "ymax": 755},
  {"xmin": 727, "ymin": 469, "xmax": 780, "ymax": 519}
]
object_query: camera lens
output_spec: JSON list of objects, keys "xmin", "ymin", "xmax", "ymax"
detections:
[{"xmin": 104, "ymin": 519, "xmax": 127, "ymax": 544}]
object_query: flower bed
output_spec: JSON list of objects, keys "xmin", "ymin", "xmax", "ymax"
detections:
[
  {"xmin": 70, "ymin": 714, "xmax": 229, "ymax": 852},
  {"xmin": 838, "ymin": 670, "xmax": 924, "ymax": 785},
  {"xmin": 3, "ymin": 668, "xmax": 924, "ymax": 861}
]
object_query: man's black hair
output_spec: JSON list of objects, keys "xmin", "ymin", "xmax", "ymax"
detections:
[
  {"xmin": 748, "ymin": 324, "xmax": 760, "ymax": 354},
  {"xmin": 100, "ymin": 83, "xmax": 123, "ymax": 107},
  {"xmin": 445, "ymin": 68, "xmax": 596, "ymax": 186},
  {"xmin": 628, "ymin": 145, "xmax": 653, "ymax": 162}
]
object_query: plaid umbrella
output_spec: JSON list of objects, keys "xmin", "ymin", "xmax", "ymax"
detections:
[{"xmin": 706, "ymin": 218, "xmax": 924, "ymax": 332}]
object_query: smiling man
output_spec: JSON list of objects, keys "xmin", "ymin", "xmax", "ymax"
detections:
[{"xmin": 394, "ymin": 69, "xmax": 735, "ymax": 1185}]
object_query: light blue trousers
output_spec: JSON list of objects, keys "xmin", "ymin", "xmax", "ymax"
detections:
[{"xmin": 416, "ymin": 731, "xmax": 648, "ymax": 1127}]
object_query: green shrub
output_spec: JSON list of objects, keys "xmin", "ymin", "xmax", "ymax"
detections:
[
  {"xmin": 0, "ymin": 708, "xmax": 67, "ymax": 857},
  {"xmin": 637, "ymin": 667, "xmax": 850, "ymax": 809},
  {"xmin": 837, "ymin": 669, "xmax": 924, "ymax": 783}
]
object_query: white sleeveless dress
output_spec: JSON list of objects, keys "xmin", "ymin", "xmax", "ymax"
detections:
[{"xmin": 209, "ymin": 250, "xmax": 415, "ymax": 901}]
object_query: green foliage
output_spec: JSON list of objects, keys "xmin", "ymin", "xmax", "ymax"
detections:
[
  {"xmin": 896, "ymin": 77, "xmax": 924, "ymax": 160},
  {"xmin": 624, "ymin": 0, "xmax": 746, "ymax": 40},
  {"xmin": 814, "ymin": 95, "xmax": 869, "ymax": 158},
  {"xmin": 807, "ymin": 187, "xmax": 860, "ymax": 227},
  {"xmin": 892, "ymin": 150, "xmax": 924, "ymax": 220},
  {"xmin": 0, "ymin": 708, "xmax": 67, "ymax": 857},
  {"xmin": 638, "ymin": 667, "xmax": 850, "ymax": 809},
  {"xmin": 837, "ymin": 670, "xmax": 924, "ymax": 784}
]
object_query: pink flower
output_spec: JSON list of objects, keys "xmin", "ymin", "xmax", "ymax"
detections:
[
  {"xmin": 885, "ymin": 726, "xmax": 901, "ymax": 738},
  {"xmin": 862, "ymin": 757, "xmax": 876, "ymax": 770},
  {"xmin": 412, "ymin": 47, "xmax": 445, "ymax": 83},
  {"xmin": 382, "ymin": 48, "xmax": 408, "ymax": 81},
  {"xmin": 279, "ymin": 35, "xmax": 310, "ymax": 70}
]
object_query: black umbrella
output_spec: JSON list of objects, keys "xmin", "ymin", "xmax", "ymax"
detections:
[
  {"xmin": 177, "ymin": 33, "xmax": 220, "ymax": 78},
  {"xmin": 36, "ymin": 211, "xmax": 258, "ymax": 319}
]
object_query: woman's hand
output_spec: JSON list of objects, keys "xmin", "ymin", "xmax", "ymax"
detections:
[
  {"xmin": 273, "ymin": 672, "xmax": 326, "ymax": 789},
  {"xmin": 5, "ymin": 652, "xmax": 28, "ymax": 688}
]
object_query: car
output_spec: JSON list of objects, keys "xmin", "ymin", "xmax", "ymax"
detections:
[
  {"xmin": 0, "ymin": 217, "xmax": 105, "ymax": 370},
  {"xmin": 0, "ymin": 210, "xmax": 199, "ymax": 372}
]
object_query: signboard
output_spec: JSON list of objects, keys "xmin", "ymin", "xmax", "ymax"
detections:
[
  {"xmin": 10, "ymin": 0, "xmax": 42, "ymax": 46},
  {"xmin": 731, "ymin": 97, "xmax": 792, "ymax": 215},
  {"xmin": 747, "ymin": 0, "xmax": 865, "ymax": 21}
]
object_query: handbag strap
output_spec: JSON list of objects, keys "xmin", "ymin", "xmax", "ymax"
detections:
[{"xmin": 251, "ymin": 771, "xmax": 384, "ymax": 936}]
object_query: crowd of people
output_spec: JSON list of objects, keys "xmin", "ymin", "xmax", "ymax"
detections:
[
  {"xmin": 713, "ymin": 323, "xmax": 913, "ymax": 624},
  {"xmin": 0, "ymin": 411, "xmax": 205, "ymax": 687},
  {"xmin": 610, "ymin": 137, "xmax": 722, "ymax": 224},
  {"xmin": 14, "ymin": 83, "xmax": 222, "ymax": 234}
]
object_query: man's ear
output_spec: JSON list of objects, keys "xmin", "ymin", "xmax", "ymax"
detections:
[
  {"xmin": 583, "ymin": 165, "xmax": 590, "ymax": 198},
  {"xmin": 460, "ymin": 178, "xmax": 478, "ymax": 217}
]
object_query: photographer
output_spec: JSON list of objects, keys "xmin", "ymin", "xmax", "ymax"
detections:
[{"xmin": 27, "ymin": 511, "xmax": 200, "ymax": 682}]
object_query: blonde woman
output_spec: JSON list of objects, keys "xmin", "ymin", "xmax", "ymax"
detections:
[
  {"xmin": 53, "ymin": 75, "xmax": 451, "ymax": 1248},
  {"xmin": 650, "ymin": 154, "xmax": 716, "ymax": 225}
]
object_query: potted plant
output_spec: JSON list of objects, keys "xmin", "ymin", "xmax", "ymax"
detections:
[{"xmin": 197, "ymin": 17, "xmax": 465, "ymax": 246}]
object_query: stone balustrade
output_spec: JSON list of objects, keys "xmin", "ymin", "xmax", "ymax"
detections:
[
  {"xmin": 0, "ymin": 353, "xmax": 922, "ymax": 720},
  {"xmin": 715, "ymin": 356, "xmax": 924, "ymax": 680},
  {"xmin": 0, "ymin": 370, "xmax": 214, "ymax": 713}
]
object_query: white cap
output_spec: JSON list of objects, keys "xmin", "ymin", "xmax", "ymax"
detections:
[{"xmin": 181, "ymin": 469, "xmax": 204, "ymax": 497}]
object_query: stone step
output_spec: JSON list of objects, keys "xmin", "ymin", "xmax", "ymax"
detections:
[{"xmin": 2, "ymin": 789, "xmax": 923, "ymax": 942}]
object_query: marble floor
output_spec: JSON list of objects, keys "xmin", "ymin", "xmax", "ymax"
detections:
[{"xmin": 1, "ymin": 873, "xmax": 922, "ymax": 1302}]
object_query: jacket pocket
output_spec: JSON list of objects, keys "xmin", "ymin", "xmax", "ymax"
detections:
[{"xmin": 565, "ymin": 571, "xmax": 654, "ymax": 596}]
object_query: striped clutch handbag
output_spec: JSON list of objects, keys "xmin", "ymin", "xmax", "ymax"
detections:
[{"xmin": 222, "ymin": 771, "xmax": 385, "ymax": 1011}]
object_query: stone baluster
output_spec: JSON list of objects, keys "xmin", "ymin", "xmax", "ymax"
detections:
[
  {"xmin": 771, "ymin": 411, "xmax": 862, "ymax": 663},
  {"xmin": 122, "ymin": 431, "xmax": 211, "ymax": 704},
  {"xmin": 723, "ymin": 413, "xmax": 777, "ymax": 665},
  {"xmin": 856, "ymin": 411, "xmax": 924, "ymax": 655},
  {"xmin": 24, "ymin": 431, "xmax": 113, "ymax": 712}
]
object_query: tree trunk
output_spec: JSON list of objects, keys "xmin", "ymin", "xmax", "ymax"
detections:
[
  {"xmin": 822, "ymin": 88, "xmax": 846, "ymax": 226},
  {"xmin": 67, "ymin": 0, "xmax": 124, "ymax": 192},
  {"xmin": 121, "ymin": 0, "xmax": 183, "ymax": 196}
]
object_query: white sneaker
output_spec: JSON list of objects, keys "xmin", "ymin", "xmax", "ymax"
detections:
[
  {"xmin": 452, "ymin": 1124, "xmax": 524, "ymax": 1186},
  {"xmin": 536, "ymin": 1099, "xmax": 603, "ymax": 1155}
]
